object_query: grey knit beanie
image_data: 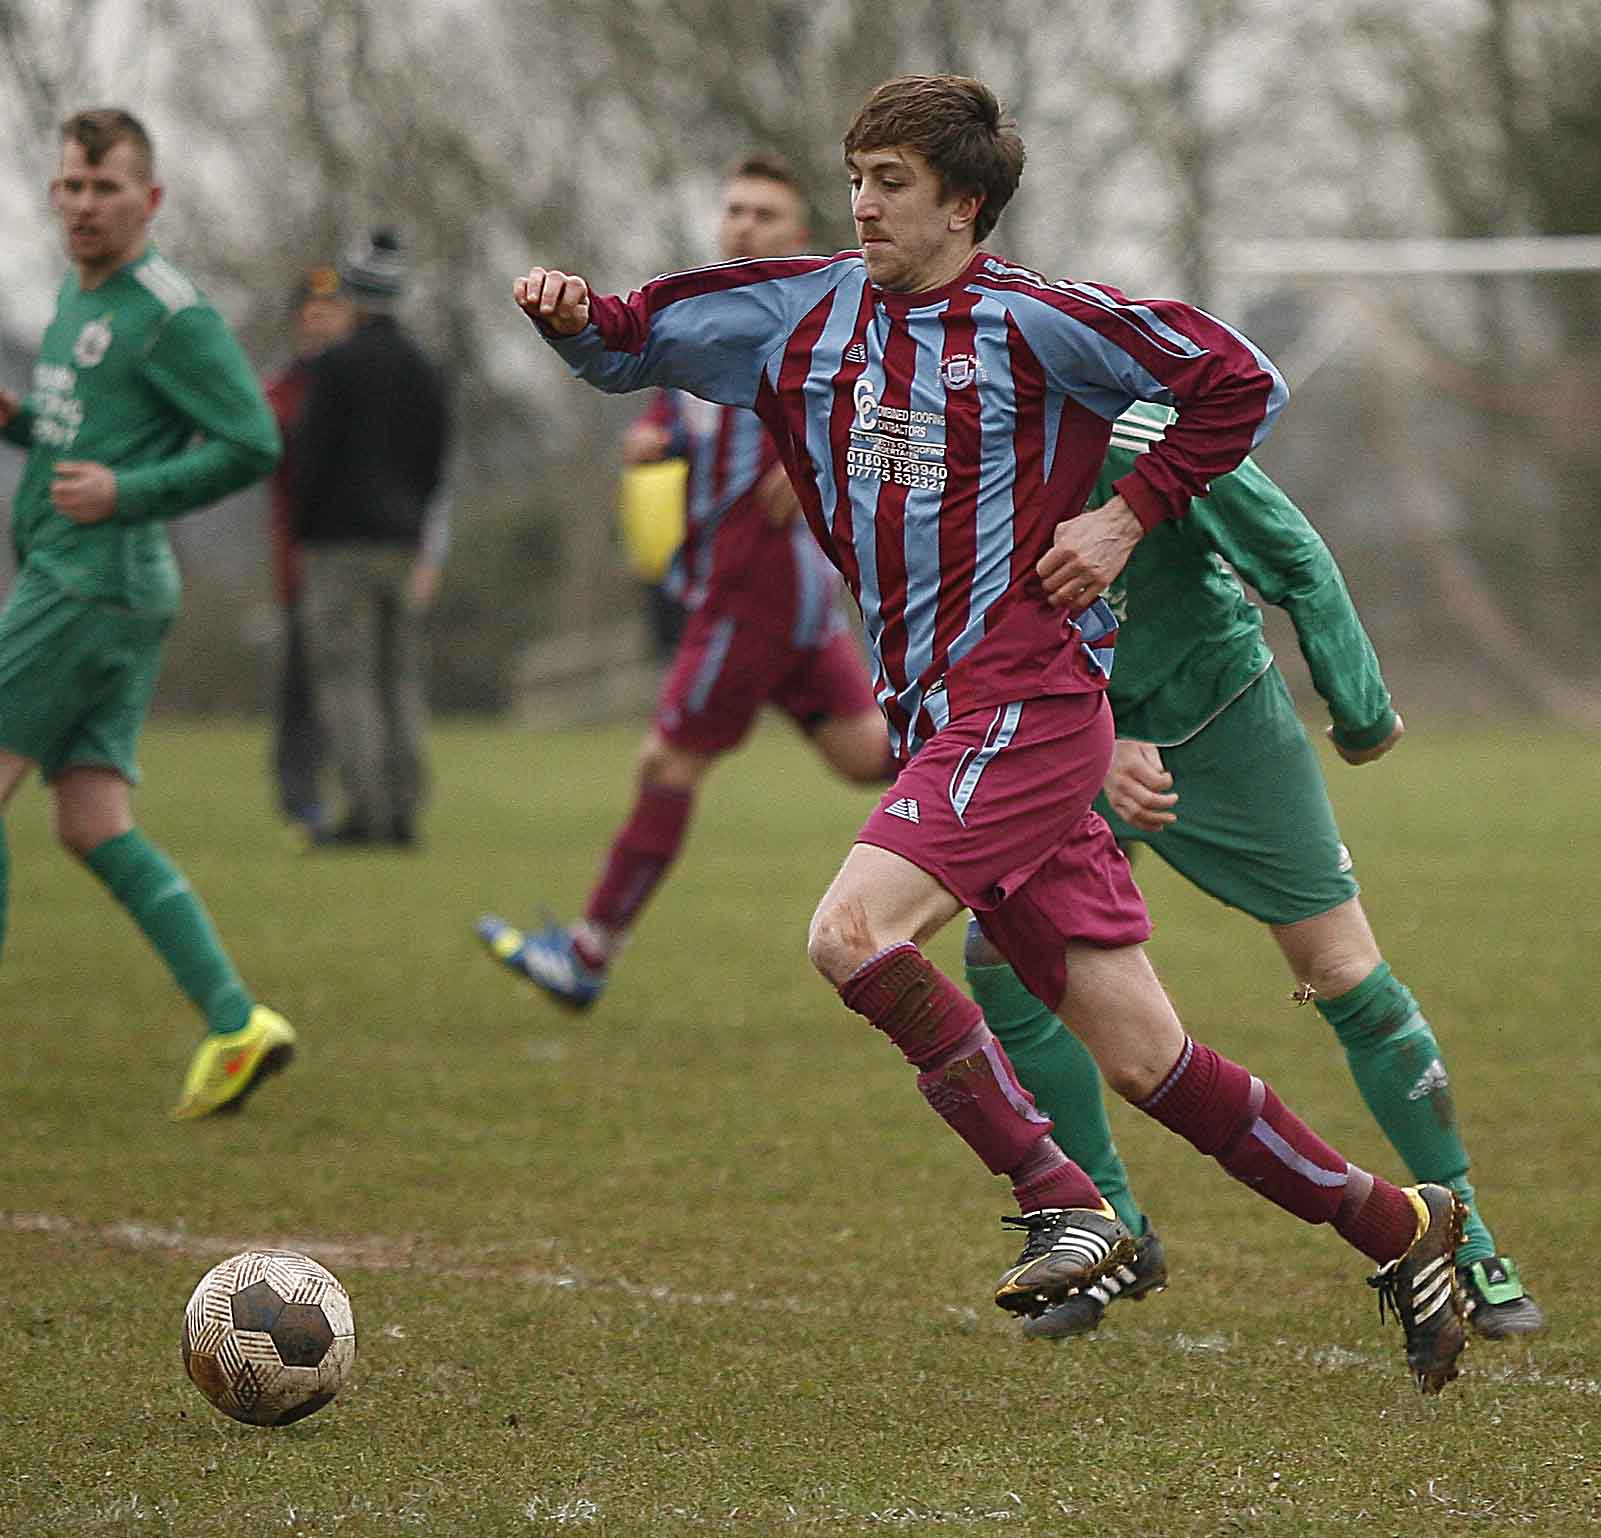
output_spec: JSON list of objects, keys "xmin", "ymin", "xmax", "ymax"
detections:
[{"xmin": 340, "ymin": 229, "xmax": 408, "ymax": 302}]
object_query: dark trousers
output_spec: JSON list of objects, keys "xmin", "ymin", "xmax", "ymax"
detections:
[{"xmin": 273, "ymin": 602, "xmax": 326, "ymax": 826}]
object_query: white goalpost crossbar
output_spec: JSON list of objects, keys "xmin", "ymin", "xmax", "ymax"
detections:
[{"xmin": 1222, "ymin": 235, "xmax": 1601, "ymax": 277}]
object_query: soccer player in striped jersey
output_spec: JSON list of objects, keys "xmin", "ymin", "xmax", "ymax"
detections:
[
  {"xmin": 512, "ymin": 75, "xmax": 1473, "ymax": 1391},
  {"xmin": 479, "ymin": 156, "xmax": 893, "ymax": 1007},
  {"xmin": 965, "ymin": 400, "xmax": 1543, "ymax": 1340},
  {"xmin": 0, "ymin": 109, "xmax": 295, "ymax": 1120}
]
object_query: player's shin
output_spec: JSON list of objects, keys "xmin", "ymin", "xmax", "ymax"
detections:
[
  {"xmin": 581, "ymin": 783, "xmax": 693, "ymax": 956},
  {"xmin": 966, "ymin": 942, "xmax": 1146, "ymax": 1233},
  {"xmin": 1318, "ymin": 964, "xmax": 1493, "ymax": 1261},
  {"xmin": 840, "ymin": 940, "xmax": 1103, "ymax": 1211},
  {"xmin": 1136, "ymin": 1035, "xmax": 1420, "ymax": 1263},
  {"xmin": 83, "ymin": 829, "xmax": 254, "ymax": 1034}
]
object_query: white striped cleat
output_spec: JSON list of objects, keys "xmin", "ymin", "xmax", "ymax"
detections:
[
  {"xmin": 1368, "ymin": 1183, "xmax": 1469, "ymax": 1394},
  {"xmin": 994, "ymin": 1206, "xmax": 1135, "ymax": 1317}
]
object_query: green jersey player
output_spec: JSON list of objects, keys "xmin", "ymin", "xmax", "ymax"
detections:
[
  {"xmin": 0, "ymin": 108, "xmax": 293, "ymax": 1119},
  {"xmin": 968, "ymin": 401, "xmax": 1542, "ymax": 1340}
]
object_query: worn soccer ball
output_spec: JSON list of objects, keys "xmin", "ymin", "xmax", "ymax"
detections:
[{"xmin": 181, "ymin": 1249, "xmax": 356, "ymax": 1426}]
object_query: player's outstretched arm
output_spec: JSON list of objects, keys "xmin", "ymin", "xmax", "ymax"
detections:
[{"xmin": 514, "ymin": 268, "xmax": 590, "ymax": 336}]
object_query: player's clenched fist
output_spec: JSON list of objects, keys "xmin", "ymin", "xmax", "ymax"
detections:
[{"xmin": 514, "ymin": 268, "xmax": 591, "ymax": 336}]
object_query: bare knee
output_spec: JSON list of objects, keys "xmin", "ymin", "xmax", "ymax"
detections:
[
  {"xmin": 54, "ymin": 801, "xmax": 130, "ymax": 857},
  {"xmin": 807, "ymin": 892, "xmax": 881, "ymax": 986},
  {"xmin": 1274, "ymin": 900, "xmax": 1382, "ymax": 1001},
  {"xmin": 52, "ymin": 771, "xmax": 133, "ymax": 856},
  {"xmin": 1287, "ymin": 933, "xmax": 1382, "ymax": 1001}
]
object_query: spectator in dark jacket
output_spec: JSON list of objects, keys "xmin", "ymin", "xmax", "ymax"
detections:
[{"xmin": 294, "ymin": 230, "xmax": 452, "ymax": 848}]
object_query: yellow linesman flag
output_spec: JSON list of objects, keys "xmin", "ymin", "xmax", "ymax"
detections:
[{"xmin": 617, "ymin": 460, "xmax": 688, "ymax": 582}]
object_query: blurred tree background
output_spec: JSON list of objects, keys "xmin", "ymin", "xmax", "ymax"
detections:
[{"xmin": 1, "ymin": 0, "xmax": 1597, "ymax": 726}]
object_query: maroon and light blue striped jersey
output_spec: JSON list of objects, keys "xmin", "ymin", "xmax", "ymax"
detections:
[
  {"xmin": 546, "ymin": 248, "xmax": 1287, "ymax": 760},
  {"xmin": 641, "ymin": 390, "xmax": 845, "ymax": 649}
]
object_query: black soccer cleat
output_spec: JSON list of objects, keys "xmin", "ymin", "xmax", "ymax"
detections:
[
  {"xmin": 1368, "ymin": 1183, "xmax": 1469, "ymax": 1395},
  {"xmin": 1459, "ymin": 1255, "xmax": 1546, "ymax": 1340},
  {"xmin": 1021, "ymin": 1225, "xmax": 1168, "ymax": 1340},
  {"xmin": 994, "ymin": 1206, "xmax": 1136, "ymax": 1317}
]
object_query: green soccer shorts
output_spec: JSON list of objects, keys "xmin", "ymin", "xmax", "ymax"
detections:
[
  {"xmin": 0, "ymin": 564, "xmax": 170, "ymax": 784},
  {"xmin": 1095, "ymin": 666, "xmax": 1360, "ymax": 926}
]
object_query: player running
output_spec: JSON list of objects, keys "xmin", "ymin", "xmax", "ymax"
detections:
[
  {"xmin": 965, "ymin": 401, "xmax": 1543, "ymax": 1340},
  {"xmin": 0, "ymin": 109, "xmax": 294, "ymax": 1120},
  {"xmin": 511, "ymin": 75, "xmax": 1473, "ymax": 1392},
  {"xmin": 478, "ymin": 155, "xmax": 891, "ymax": 1008}
]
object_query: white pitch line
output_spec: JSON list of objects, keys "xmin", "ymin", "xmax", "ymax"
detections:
[{"xmin": 2, "ymin": 1210, "xmax": 817, "ymax": 1314}]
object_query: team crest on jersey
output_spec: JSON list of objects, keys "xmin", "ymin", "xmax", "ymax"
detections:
[
  {"xmin": 940, "ymin": 353, "xmax": 983, "ymax": 390},
  {"xmin": 73, "ymin": 316, "xmax": 113, "ymax": 368}
]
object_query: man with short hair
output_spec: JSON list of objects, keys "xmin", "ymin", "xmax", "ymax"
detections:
[
  {"xmin": 0, "ymin": 107, "xmax": 294, "ymax": 1119},
  {"xmin": 511, "ymin": 75, "xmax": 1474, "ymax": 1392},
  {"xmin": 478, "ymin": 155, "xmax": 893, "ymax": 1008}
]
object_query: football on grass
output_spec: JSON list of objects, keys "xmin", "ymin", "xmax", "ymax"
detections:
[{"xmin": 181, "ymin": 1249, "xmax": 356, "ymax": 1426}]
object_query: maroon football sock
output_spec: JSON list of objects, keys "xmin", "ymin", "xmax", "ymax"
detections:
[
  {"xmin": 840, "ymin": 942, "xmax": 1101, "ymax": 1210},
  {"xmin": 1137, "ymin": 1036, "xmax": 1419, "ymax": 1262},
  {"xmin": 582, "ymin": 783, "xmax": 694, "ymax": 942}
]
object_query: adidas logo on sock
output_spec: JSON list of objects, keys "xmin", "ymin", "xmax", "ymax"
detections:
[{"xmin": 1406, "ymin": 1059, "xmax": 1450, "ymax": 1101}]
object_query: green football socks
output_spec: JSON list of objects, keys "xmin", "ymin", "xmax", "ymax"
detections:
[
  {"xmin": 84, "ymin": 829, "xmax": 253, "ymax": 1035},
  {"xmin": 1316, "ymin": 962, "xmax": 1495, "ymax": 1264},
  {"xmin": 965, "ymin": 957, "xmax": 1146, "ymax": 1236}
]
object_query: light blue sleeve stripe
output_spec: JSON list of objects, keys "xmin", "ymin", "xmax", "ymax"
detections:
[
  {"xmin": 1070, "ymin": 288, "xmax": 1288, "ymax": 445},
  {"xmin": 1057, "ymin": 283, "xmax": 1206, "ymax": 360},
  {"xmin": 996, "ymin": 289, "xmax": 1167, "ymax": 421},
  {"xmin": 549, "ymin": 262, "xmax": 848, "ymax": 407}
]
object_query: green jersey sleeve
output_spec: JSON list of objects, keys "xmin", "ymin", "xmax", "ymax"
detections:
[
  {"xmin": 1181, "ymin": 457, "xmax": 1397, "ymax": 752},
  {"xmin": 113, "ymin": 303, "xmax": 281, "ymax": 523}
]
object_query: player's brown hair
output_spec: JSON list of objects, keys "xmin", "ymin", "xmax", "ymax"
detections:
[
  {"xmin": 732, "ymin": 153, "xmax": 801, "ymax": 190},
  {"xmin": 729, "ymin": 152, "xmax": 812, "ymax": 233},
  {"xmin": 60, "ymin": 108, "xmax": 155, "ymax": 182},
  {"xmin": 842, "ymin": 75, "xmax": 1024, "ymax": 241}
]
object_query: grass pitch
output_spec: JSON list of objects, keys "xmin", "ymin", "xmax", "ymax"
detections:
[{"xmin": 3, "ymin": 715, "xmax": 1598, "ymax": 1536}]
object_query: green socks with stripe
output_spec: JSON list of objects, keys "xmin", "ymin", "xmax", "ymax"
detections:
[
  {"xmin": 84, "ymin": 828, "xmax": 253, "ymax": 1035},
  {"xmin": 1316, "ymin": 962, "xmax": 1494, "ymax": 1264}
]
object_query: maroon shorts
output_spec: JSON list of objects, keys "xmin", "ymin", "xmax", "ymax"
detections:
[
  {"xmin": 856, "ymin": 691, "xmax": 1150, "ymax": 1011},
  {"xmin": 655, "ymin": 607, "xmax": 878, "ymax": 756}
]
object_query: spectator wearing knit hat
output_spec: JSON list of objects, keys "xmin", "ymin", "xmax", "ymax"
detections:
[{"xmin": 293, "ymin": 230, "xmax": 453, "ymax": 848}]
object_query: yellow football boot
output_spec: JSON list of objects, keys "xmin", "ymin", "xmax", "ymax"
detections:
[{"xmin": 171, "ymin": 1006, "xmax": 298, "ymax": 1121}]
